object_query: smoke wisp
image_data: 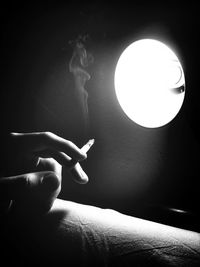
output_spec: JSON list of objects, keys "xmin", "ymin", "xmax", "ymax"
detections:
[{"xmin": 69, "ymin": 36, "xmax": 94, "ymax": 136}]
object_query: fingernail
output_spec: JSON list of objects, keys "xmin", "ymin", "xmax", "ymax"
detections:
[
  {"xmin": 76, "ymin": 164, "xmax": 88, "ymax": 184},
  {"xmin": 70, "ymin": 165, "xmax": 89, "ymax": 184},
  {"xmin": 79, "ymin": 169, "xmax": 89, "ymax": 184}
]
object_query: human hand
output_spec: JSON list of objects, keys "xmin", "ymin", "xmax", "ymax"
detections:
[{"xmin": 0, "ymin": 132, "xmax": 88, "ymax": 215}]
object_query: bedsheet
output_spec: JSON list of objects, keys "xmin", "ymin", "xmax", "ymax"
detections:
[{"xmin": 5, "ymin": 199, "xmax": 200, "ymax": 266}]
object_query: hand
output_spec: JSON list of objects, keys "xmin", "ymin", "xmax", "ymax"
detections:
[{"xmin": 0, "ymin": 132, "xmax": 88, "ymax": 215}]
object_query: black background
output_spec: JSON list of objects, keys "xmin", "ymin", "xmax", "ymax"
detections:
[{"xmin": 1, "ymin": 1, "xmax": 200, "ymax": 229}]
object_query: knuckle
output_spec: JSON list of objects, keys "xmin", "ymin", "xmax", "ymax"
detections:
[
  {"xmin": 42, "ymin": 131, "xmax": 56, "ymax": 144},
  {"xmin": 67, "ymin": 140, "xmax": 75, "ymax": 149},
  {"xmin": 44, "ymin": 131, "xmax": 54, "ymax": 138}
]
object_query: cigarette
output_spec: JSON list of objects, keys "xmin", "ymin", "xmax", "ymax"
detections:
[
  {"xmin": 69, "ymin": 139, "xmax": 95, "ymax": 168},
  {"xmin": 81, "ymin": 139, "xmax": 95, "ymax": 153}
]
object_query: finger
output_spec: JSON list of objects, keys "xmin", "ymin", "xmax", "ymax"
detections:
[
  {"xmin": 0, "ymin": 171, "xmax": 60, "ymax": 201},
  {"xmin": 37, "ymin": 158, "xmax": 62, "ymax": 178},
  {"xmin": 10, "ymin": 132, "xmax": 87, "ymax": 161},
  {"xmin": 0, "ymin": 171, "xmax": 61, "ymax": 214},
  {"xmin": 35, "ymin": 149, "xmax": 73, "ymax": 169},
  {"xmin": 69, "ymin": 162, "xmax": 88, "ymax": 184},
  {"xmin": 33, "ymin": 150, "xmax": 88, "ymax": 184}
]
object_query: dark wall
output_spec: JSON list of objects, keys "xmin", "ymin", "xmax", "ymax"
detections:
[{"xmin": 1, "ymin": 2, "xmax": 199, "ymax": 218}]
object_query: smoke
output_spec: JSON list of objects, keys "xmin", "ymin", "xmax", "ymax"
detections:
[{"xmin": 69, "ymin": 36, "xmax": 94, "ymax": 136}]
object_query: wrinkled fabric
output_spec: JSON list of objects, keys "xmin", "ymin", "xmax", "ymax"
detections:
[{"xmin": 8, "ymin": 199, "xmax": 200, "ymax": 266}]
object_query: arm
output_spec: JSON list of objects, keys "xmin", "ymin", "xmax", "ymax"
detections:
[{"xmin": 6, "ymin": 198, "xmax": 200, "ymax": 266}]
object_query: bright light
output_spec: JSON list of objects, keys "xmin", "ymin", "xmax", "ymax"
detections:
[{"xmin": 114, "ymin": 39, "xmax": 185, "ymax": 128}]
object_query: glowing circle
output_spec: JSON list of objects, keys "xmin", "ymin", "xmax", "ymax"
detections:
[{"xmin": 114, "ymin": 39, "xmax": 185, "ymax": 128}]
